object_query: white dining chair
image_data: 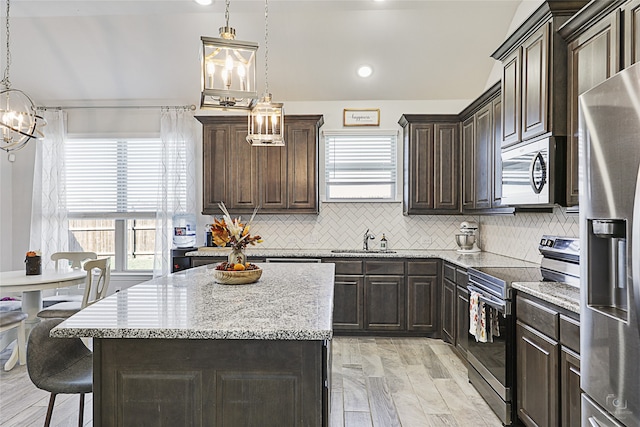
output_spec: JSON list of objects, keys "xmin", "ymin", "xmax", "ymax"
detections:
[
  {"xmin": 38, "ymin": 258, "xmax": 111, "ymax": 319},
  {"xmin": 42, "ymin": 252, "xmax": 98, "ymax": 308}
]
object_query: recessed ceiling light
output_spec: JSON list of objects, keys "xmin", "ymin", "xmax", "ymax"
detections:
[
  {"xmin": 194, "ymin": 0, "xmax": 212, "ymax": 5},
  {"xmin": 357, "ymin": 65, "xmax": 373, "ymax": 78}
]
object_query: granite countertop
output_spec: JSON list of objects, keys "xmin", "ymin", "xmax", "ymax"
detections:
[
  {"xmin": 186, "ymin": 248, "xmax": 539, "ymax": 269},
  {"xmin": 512, "ymin": 281, "xmax": 581, "ymax": 314},
  {"xmin": 52, "ymin": 263, "xmax": 335, "ymax": 341}
]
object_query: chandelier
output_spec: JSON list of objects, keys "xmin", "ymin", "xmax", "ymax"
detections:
[
  {"xmin": 246, "ymin": 0, "xmax": 284, "ymax": 146},
  {"xmin": 200, "ymin": 0, "xmax": 258, "ymax": 110},
  {"xmin": 0, "ymin": 0, "xmax": 45, "ymax": 152}
]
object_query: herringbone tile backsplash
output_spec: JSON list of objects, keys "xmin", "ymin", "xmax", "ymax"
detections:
[{"xmin": 248, "ymin": 203, "xmax": 579, "ymax": 264}]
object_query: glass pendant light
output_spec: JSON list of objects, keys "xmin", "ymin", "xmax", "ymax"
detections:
[
  {"xmin": 200, "ymin": 0, "xmax": 258, "ymax": 110},
  {"xmin": 247, "ymin": 0, "xmax": 284, "ymax": 146},
  {"xmin": 0, "ymin": 0, "xmax": 46, "ymax": 152}
]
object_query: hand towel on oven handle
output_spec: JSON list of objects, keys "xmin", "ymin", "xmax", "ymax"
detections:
[{"xmin": 469, "ymin": 291, "xmax": 500, "ymax": 343}]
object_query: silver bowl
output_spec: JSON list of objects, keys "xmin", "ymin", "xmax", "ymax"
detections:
[{"xmin": 455, "ymin": 234, "xmax": 476, "ymax": 250}]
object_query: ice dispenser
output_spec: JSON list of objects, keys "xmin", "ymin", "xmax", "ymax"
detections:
[{"xmin": 588, "ymin": 219, "xmax": 628, "ymax": 319}]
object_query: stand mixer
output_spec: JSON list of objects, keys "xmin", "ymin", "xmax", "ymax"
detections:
[{"xmin": 455, "ymin": 221, "xmax": 481, "ymax": 253}]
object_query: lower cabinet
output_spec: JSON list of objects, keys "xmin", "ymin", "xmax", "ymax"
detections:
[
  {"xmin": 455, "ymin": 285, "xmax": 469, "ymax": 357},
  {"xmin": 441, "ymin": 262, "xmax": 468, "ymax": 353},
  {"xmin": 516, "ymin": 293, "xmax": 580, "ymax": 427},
  {"xmin": 328, "ymin": 258, "xmax": 440, "ymax": 335},
  {"xmin": 441, "ymin": 278, "xmax": 456, "ymax": 344}
]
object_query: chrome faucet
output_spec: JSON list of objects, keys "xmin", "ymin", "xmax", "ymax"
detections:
[{"xmin": 363, "ymin": 229, "xmax": 375, "ymax": 251}]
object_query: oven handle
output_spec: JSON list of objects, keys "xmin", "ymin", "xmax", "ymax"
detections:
[{"xmin": 467, "ymin": 285, "xmax": 509, "ymax": 315}]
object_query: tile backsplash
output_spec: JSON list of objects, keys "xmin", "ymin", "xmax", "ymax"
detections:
[{"xmin": 245, "ymin": 203, "xmax": 579, "ymax": 264}]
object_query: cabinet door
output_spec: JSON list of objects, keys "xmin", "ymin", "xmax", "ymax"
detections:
[
  {"xmin": 441, "ymin": 278, "xmax": 456, "ymax": 344},
  {"xmin": 433, "ymin": 123, "xmax": 460, "ymax": 212},
  {"xmin": 492, "ymin": 97, "xmax": 503, "ymax": 207},
  {"xmin": 407, "ymin": 124, "xmax": 434, "ymax": 211},
  {"xmin": 462, "ymin": 116, "xmax": 475, "ymax": 210},
  {"xmin": 455, "ymin": 285, "xmax": 469, "ymax": 358},
  {"xmin": 365, "ymin": 275, "xmax": 405, "ymax": 331},
  {"xmin": 260, "ymin": 145, "xmax": 287, "ymax": 210},
  {"xmin": 229, "ymin": 124, "xmax": 259, "ymax": 210},
  {"xmin": 624, "ymin": 0, "xmax": 640, "ymax": 67},
  {"xmin": 521, "ymin": 24, "xmax": 550, "ymax": 141},
  {"xmin": 502, "ymin": 48, "xmax": 522, "ymax": 147},
  {"xmin": 202, "ymin": 124, "xmax": 232, "ymax": 213},
  {"xmin": 516, "ymin": 320, "xmax": 559, "ymax": 427},
  {"xmin": 333, "ymin": 275, "xmax": 364, "ymax": 330},
  {"xmin": 286, "ymin": 120, "xmax": 318, "ymax": 211},
  {"xmin": 560, "ymin": 347, "xmax": 581, "ymax": 427},
  {"xmin": 474, "ymin": 103, "xmax": 492, "ymax": 209},
  {"xmin": 407, "ymin": 275, "xmax": 437, "ymax": 332},
  {"xmin": 566, "ymin": 14, "xmax": 620, "ymax": 206}
]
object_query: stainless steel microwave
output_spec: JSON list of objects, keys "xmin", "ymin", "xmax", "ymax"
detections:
[{"xmin": 501, "ymin": 137, "xmax": 565, "ymax": 206}]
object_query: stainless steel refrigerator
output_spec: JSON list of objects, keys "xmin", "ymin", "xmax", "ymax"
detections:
[{"xmin": 579, "ymin": 61, "xmax": 640, "ymax": 426}]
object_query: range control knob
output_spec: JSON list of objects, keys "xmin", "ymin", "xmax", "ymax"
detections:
[
  {"xmin": 546, "ymin": 239, "xmax": 554, "ymax": 247},
  {"xmin": 540, "ymin": 238, "xmax": 547, "ymax": 246}
]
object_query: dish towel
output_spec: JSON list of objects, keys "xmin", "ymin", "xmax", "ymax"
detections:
[{"xmin": 469, "ymin": 291, "xmax": 488, "ymax": 342}]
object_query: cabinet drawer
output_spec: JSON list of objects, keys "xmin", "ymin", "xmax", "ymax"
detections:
[
  {"xmin": 331, "ymin": 260, "xmax": 363, "ymax": 275},
  {"xmin": 191, "ymin": 257, "xmax": 223, "ymax": 267},
  {"xmin": 407, "ymin": 260, "xmax": 439, "ymax": 276},
  {"xmin": 455, "ymin": 268, "xmax": 468, "ymax": 287},
  {"xmin": 560, "ymin": 314, "xmax": 580, "ymax": 354},
  {"xmin": 443, "ymin": 263, "xmax": 456, "ymax": 281},
  {"xmin": 516, "ymin": 295, "xmax": 559, "ymax": 340},
  {"xmin": 365, "ymin": 261, "xmax": 404, "ymax": 275}
]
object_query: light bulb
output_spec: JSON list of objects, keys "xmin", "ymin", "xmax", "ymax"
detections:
[
  {"xmin": 225, "ymin": 54, "xmax": 234, "ymax": 71},
  {"xmin": 357, "ymin": 65, "xmax": 373, "ymax": 78}
]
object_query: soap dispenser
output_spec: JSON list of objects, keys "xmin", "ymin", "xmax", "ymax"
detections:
[{"xmin": 380, "ymin": 234, "xmax": 388, "ymax": 251}]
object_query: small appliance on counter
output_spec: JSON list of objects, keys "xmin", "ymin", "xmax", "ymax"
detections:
[{"xmin": 455, "ymin": 221, "xmax": 481, "ymax": 253}]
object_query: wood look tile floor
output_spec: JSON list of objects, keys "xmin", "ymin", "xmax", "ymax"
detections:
[{"xmin": 0, "ymin": 337, "xmax": 502, "ymax": 427}]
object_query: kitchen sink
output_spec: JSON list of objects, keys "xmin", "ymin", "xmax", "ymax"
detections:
[{"xmin": 330, "ymin": 249, "xmax": 397, "ymax": 254}]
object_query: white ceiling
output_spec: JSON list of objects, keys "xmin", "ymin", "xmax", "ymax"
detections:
[{"xmin": 4, "ymin": 0, "xmax": 530, "ymax": 107}]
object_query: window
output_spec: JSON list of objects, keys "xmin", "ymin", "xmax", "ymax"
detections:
[
  {"xmin": 324, "ymin": 132, "xmax": 397, "ymax": 201},
  {"xmin": 65, "ymin": 139, "xmax": 169, "ymax": 271}
]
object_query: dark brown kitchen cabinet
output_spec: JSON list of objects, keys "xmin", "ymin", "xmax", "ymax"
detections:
[
  {"xmin": 491, "ymin": 1, "xmax": 588, "ymax": 148},
  {"xmin": 406, "ymin": 260, "xmax": 439, "ymax": 333},
  {"xmin": 460, "ymin": 82, "xmax": 504, "ymax": 213},
  {"xmin": 399, "ymin": 115, "xmax": 461, "ymax": 215},
  {"xmin": 196, "ymin": 115, "xmax": 323, "ymax": 215},
  {"xmin": 441, "ymin": 276, "xmax": 456, "ymax": 345},
  {"xmin": 560, "ymin": 2, "xmax": 623, "ymax": 207},
  {"xmin": 332, "ymin": 260, "xmax": 364, "ymax": 330},
  {"xmin": 364, "ymin": 260, "xmax": 405, "ymax": 331},
  {"xmin": 624, "ymin": 0, "xmax": 640, "ymax": 67},
  {"xmin": 441, "ymin": 261, "xmax": 466, "ymax": 346},
  {"xmin": 455, "ymin": 285, "xmax": 469, "ymax": 359},
  {"xmin": 516, "ymin": 292, "xmax": 581, "ymax": 427}
]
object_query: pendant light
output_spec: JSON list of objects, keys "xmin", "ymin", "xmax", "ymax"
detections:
[
  {"xmin": 0, "ymin": 0, "xmax": 46, "ymax": 152},
  {"xmin": 246, "ymin": 0, "xmax": 284, "ymax": 146},
  {"xmin": 200, "ymin": 0, "xmax": 258, "ymax": 110}
]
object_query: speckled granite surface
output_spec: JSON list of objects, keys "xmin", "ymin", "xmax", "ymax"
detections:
[
  {"xmin": 513, "ymin": 281, "xmax": 581, "ymax": 314},
  {"xmin": 187, "ymin": 248, "xmax": 539, "ymax": 269},
  {"xmin": 52, "ymin": 263, "xmax": 335, "ymax": 340}
]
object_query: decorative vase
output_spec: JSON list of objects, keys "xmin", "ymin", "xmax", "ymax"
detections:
[{"xmin": 228, "ymin": 247, "xmax": 247, "ymax": 265}]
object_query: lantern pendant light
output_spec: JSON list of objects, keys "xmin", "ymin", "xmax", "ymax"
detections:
[
  {"xmin": 246, "ymin": 0, "xmax": 284, "ymax": 146},
  {"xmin": 200, "ymin": 0, "xmax": 258, "ymax": 110},
  {"xmin": 0, "ymin": 0, "xmax": 46, "ymax": 152}
]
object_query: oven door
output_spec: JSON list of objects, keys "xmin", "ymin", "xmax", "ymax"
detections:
[
  {"xmin": 466, "ymin": 284, "xmax": 512, "ymax": 402},
  {"xmin": 502, "ymin": 138, "xmax": 550, "ymax": 206}
]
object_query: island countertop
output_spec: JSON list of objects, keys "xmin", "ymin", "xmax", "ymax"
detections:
[{"xmin": 52, "ymin": 262, "xmax": 335, "ymax": 341}]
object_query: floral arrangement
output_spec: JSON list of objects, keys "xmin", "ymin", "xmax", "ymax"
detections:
[{"xmin": 209, "ymin": 202, "xmax": 262, "ymax": 251}]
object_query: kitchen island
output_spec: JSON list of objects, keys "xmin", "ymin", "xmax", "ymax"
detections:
[{"xmin": 53, "ymin": 262, "xmax": 335, "ymax": 427}]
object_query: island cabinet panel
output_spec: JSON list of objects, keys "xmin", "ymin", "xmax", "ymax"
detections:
[
  {"xmin": 197, "ymin": 115, "xmax": 323, "ymax": 215},
  {"xmin": 95, "ymin": 338, "xmax": 327, "ymax": 427},
  {"xmin": 399, "ymin": 115, "xmax": 461, "ymax": 215}
]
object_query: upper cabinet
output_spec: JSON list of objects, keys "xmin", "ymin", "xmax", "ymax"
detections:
[
  {"xmin": 559, "ymin": 0, "xmax": 636, "ymax": 206},
  {"xmin": 196, "ymin": 115, "xmax": 323, "ymax": 215},
  {"xmin": 491, "ymin": 1, "xmax": 589, "ymax": 149},
  {"xmin": 399, "ymin": 115, "xmax": 460, "ymax": 215},
  {"xmin": 459, "ymin": 82, "xmax": 507, "ymax": 213}
]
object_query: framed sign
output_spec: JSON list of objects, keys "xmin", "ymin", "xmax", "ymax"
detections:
[{"xmin": 343, "ymin": 109, "xmax": 380, "ymax": 127}]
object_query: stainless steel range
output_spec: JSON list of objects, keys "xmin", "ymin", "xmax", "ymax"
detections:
[{"xmin": 466, "ymin": 235, "xmax": 579, "ymax": 426}]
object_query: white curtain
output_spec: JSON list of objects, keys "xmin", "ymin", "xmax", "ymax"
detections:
[
  {"xmin": 154, "ymin": 108, "xmax": 197, "ymax": 277},
  {"xmin": 29, "ymin": 110, "xmax": 68, "ymax": 270}
]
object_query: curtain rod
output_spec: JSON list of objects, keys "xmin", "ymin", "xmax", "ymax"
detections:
[{"xmin": 37, "ymin": 104, "xmax": 197, "ymax": 111}]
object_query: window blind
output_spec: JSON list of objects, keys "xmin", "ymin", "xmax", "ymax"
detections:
[
  {"xmin": 325, "ymin": 132, "xmax": 397, "ymax": 200},
  {"xmin": 65, "ymin": 139, "xmax": 166, "ymax": 216}
]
